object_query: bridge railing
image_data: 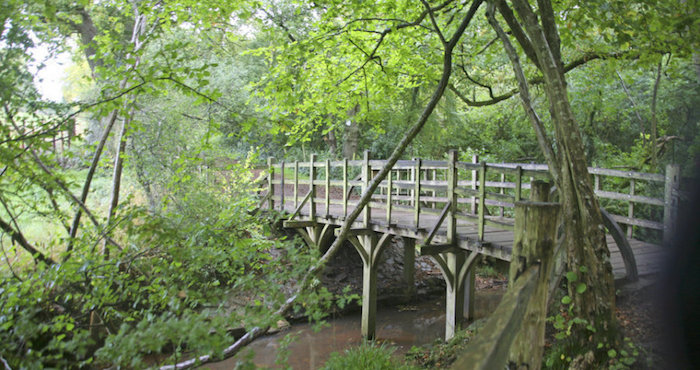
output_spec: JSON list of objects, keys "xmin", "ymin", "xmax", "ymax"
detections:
[{"xmin": 264, "ymin": 153, "xmax": 678, "ymax": 244}]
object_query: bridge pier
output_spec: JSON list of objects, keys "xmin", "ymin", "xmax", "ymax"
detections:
[
  {"xmin": 402, "ymin": 237, "xmax": 416, "ymax": 298},
  {"xmin": 346, "ymin": 231, "xmax": 393, "ymax": 340},
  {"xmin": 428, "ymin": 249, "xmax": 479, "ymax": 340}
]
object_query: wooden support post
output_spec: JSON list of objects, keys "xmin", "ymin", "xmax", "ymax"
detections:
[
  {"xmin": 402, "ymin": 237, "xmax": 416, "ymax": 298},
  {"xmin": 507, "ymin": 184, "xmax": 560, "ymax": 369},
  {"xmin": 628, "ymin": 179, "xmax": 635, "ymax": 238},
  {"xmin": 445, "ymin": 252, "xmax": 466, "ymax": 340},
  {"xmin": 663, "ymin": 164, "xmax": 680, "ymax": 245},
  {"xmin": 325, "ymin": 159, "xmax": 330, "ymax": 217},
  {"xmin": 478, "ymin": 162, "xmax": 486, "ymax": 240},
  {"xmin": 343, "ymin": 158, "xmax": 348, "ymax": 218},
  {"xmin": 464, "ymin": 266, "xmax": 475, "ymax": 321},
  {"xmin": 309, "ymin": 154, "xmax": 316, "ymax": 219},
  {"xmin": 348, "ymin": 232, "xmax": 393, "ymax": 340},
  {"xmin": 529, "ymin": 180, "xmax": 550, "ymax": 202},
  {"xmin": 386, "ymin": 169, "xmax": 393, "ymax": 224},
  {"xmin": 362, "ymin": 151, "xmax": 371, "ymax": 227},
  {"xmin": 267, "ymin": 157, "xmax": 274, "ymax": 210},
  {"xmin": 414, "ymin": 158, "xmax": 422, "ymax": 228},
  {"xmin": 280, "ymin": 161, "xmax": 285, "ymax": 211},
  {"xmin": 431, "ymin": 250, "xmax": 479, "ymax": 340},
  {"xmin": 294, "ymin": 161, "xmax": 299, "ymax": 209}
]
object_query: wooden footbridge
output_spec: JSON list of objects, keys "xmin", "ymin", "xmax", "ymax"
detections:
[{"xmin": 259, "ymin": 151, "xmax": 679, "ymax": 341}]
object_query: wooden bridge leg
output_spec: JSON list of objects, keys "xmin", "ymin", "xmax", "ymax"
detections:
[
  {"xmin": 348, "ymin": 232, "xmax": 393, "ymax": 340},
  {"xmin": 445, "ymin": 252, "xmax": 466, "ymax": 340},
  {"xmin": 463, "ymin": 266, "xmax": 475, "ymax": 321},
  {"xmin": 402, "ymin": 237, "xmax": 416, "ymax": 298},
  {"xmin": 431, "ymin": 251, "xmax": 480, "ymax": 340}
]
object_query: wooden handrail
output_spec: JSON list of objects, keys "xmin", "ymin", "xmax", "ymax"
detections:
[{"xmin": 263, "ymin": 155, "xmax": 674, "ymax": 240}]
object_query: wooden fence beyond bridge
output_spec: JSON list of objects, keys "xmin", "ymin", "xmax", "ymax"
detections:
[{"xmin": 259, "ymin": 151, "xmax": 677, "ymax": 341}]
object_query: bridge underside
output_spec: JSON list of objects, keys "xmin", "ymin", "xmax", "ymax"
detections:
[
  {"xmin": 278, "ymin": 201, "xmax": 665, "ymax": 340},
  {"xmin": 281, "ymin": 202, "xmax": 665, "ymax": 279}
]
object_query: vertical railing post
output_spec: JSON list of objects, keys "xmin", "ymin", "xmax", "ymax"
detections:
[
  {"xmin": 267, "ymin": 157, "xmax": 274, "ymax": 210},
  {"xmin": 325, "ymin": 159, "xmax": 330, "ymax": 217},
  {"xmin": 478, "ymin": 162, "xmax": 486, "ymax": 240},
  {"xmin": 362, "ymin": 150, "xmax": 371, "ymax": 227},
  {"xmin": 515, "ymin": 165, "xmax": 523, "ymax": 202},
  {"xmin": 414, "ymin": 158, "xmax": 422, "ymax": 228},
  {"xmin": 432, "ymin": 167, "xmax": 438, "ymax": 209},
  {"xmin": 594, "ymin": 174, "xmax": 600, "ymax": 193},
  {"xmin": 499, "ymin": 172, "xmax": 505, "ymax": 217},
  {"xmin": 664, "ymin": 164, "xmax": 680, "ymax": 245},
  {"xmin": 279, "ymin": 160, "xmax": 285, "ymax": 211},
  {"xmin": 293, "ymin": 161, "xmax": 299, "ymax": 208},
  {"xmin": 628, "ymin": 179, "xmax": 635, "ymax": 238},
  {"xmin": 471, "ymin": 155, "xmax": 478, "ymax": 214},
  {"xmin": 447, "ymin": 150, "xmax": 457, "ymax": 244},
  {"xmin": 343, "ymin": 158, "xmax": 348, "ymax": 218},
  {"xmin": 386, "ymin": 167, "xmax": 393, "ymax": 224},
  {"xmin": 309, "ymin": 154, "xmax": 316, "ymax": 219},
  {"xmin": 410, "ymin": 158, "xmax": 416, "ymax": 207}
]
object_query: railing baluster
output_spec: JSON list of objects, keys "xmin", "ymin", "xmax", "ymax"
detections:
[
  {"xmin": 471, "ymin": 155, "xmax": 478, "ymax": 214},
  {"xmin": 386, "ymin": 168, "xmax": 393, "ymax": 224},
  {"xmin": 499, "ymin": 172, "xmax": 505, "ymax": 217},
  {"xmin": 414, "ymin": 158, "xmax": 421, "ymax": 228},
  {"xmin": 628, "ymin": 179, "xmax": 635, "ymax": 238},
  {"xmin": 294, "ymin": 161, "xmax": 299, "ymax": 208},
  {"xmin": 325, "ymin": 159, "xmax": 330, "ymax": 217},
  {"xmin": 267, "ymin": 157, "xmax": 274, "ymax": 210},
  {"xmin": 343, "ymin": 158, "xmax": 348, "ymax": 218},
  {"xmin": 594, "ymin": 174, "xmax": 600, "ymax": 192},
  {"xmin": 515, "ymin": 165, "xmax": 523, "ymax": 202},
  {"xmin": 447, "ymin": 150, "xmax": 457, "ymax": 243},
  {"xmin": 280, "ymin": 160, "xmax": 285, "ymax": 211},
  {"xmin": 309, "ymin": 154, "xmax": 316, "ymax": 219},
  {"xmin": 478, "ymin": 162, "xmax": 486, "ymax": 240},
  {"xmin": 363, "ymin": 151, "xmax": 371, "ymax": 227},
  {"xmin": 432, "ymin": 168, "xmax": 437, "ymax": 209}
]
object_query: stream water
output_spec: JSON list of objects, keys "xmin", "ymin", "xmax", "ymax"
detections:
[{"xmin": 202, "ymin": 288, "xmax": 504, "ymax": 369}]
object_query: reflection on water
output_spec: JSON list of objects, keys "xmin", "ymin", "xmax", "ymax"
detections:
[{"xmin": 202, "ymin": 289, "xmax": 504, "ymax": 369}]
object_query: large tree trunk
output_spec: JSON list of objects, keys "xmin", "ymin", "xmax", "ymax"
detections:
[{"xmin": 489, "ymin": 0, "xmax": 616, "ymax": 358}]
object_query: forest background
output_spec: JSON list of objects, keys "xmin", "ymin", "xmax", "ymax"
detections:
[{"xmin": 1, "ymin": 0, "xmax": 698, "ymax": 368}]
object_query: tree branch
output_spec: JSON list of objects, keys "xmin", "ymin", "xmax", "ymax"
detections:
[
  {"xmin": 487, "ymin": 1, "xmax": 560, "ymax": 183},
  {"xmin": 162, "ymin": 1, "xmax": 484, "ymax": 368},
  {"xmin": 495, "ymin": 0, "xmax": 540, "ymax": 69},
  {"xmin": 0, "ymin": 217, "xmax": 55, "ymax": 265}
]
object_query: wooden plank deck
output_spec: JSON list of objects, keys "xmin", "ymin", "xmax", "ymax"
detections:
[{"xmin": 276, "ymin": 198, "xmax": 666, "ymax": 280}]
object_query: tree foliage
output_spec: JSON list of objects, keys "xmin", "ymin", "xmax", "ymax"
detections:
[{"xmin": 1, "ymin": 0, "xmax": 698, "ymax": 367}]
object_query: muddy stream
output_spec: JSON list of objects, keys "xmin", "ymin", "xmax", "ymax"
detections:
[{"xmin": 203, "ymin": 288, "xmax": 504, "ymax": 369}]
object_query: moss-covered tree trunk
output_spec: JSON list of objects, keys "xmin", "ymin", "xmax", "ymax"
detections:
[{"xmin": 488, "ymin": 0, "xmax": 617, "ymax": 361}]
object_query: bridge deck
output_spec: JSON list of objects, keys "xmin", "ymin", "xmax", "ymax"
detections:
[{"xmin": 278, "ymin": 200, "xmax": 665, "ymax": 280}]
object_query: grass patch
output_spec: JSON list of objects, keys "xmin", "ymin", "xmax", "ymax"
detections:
[
  {"xmin": 322, "ymin": 342, "xmax": 418, "ymax": 370},
  {"xmin": 405, "ymin": 319, "xmax": 486, "ymax": 368}
]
